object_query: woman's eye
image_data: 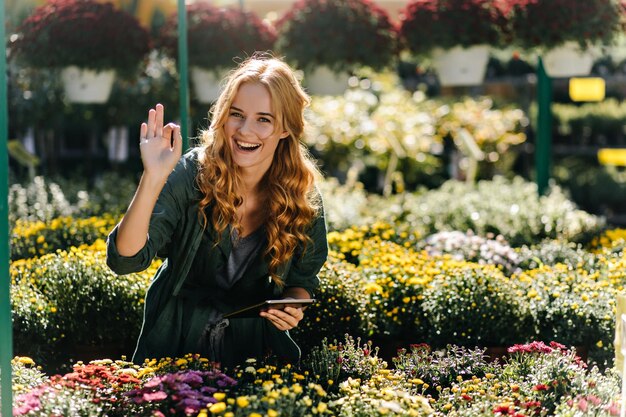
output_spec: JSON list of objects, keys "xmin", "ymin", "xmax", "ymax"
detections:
[
  {"xmin": 259, "ymin": 117, "xmax": 271, "ymax": 123},
  {"xmin": 230, "ymin": 112, "xmax": 243, "ymax": 118}
]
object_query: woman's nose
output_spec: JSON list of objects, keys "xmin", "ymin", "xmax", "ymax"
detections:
[{"xmin": 236, "ymin": 117, "xmax": 254, "ymax": 135}]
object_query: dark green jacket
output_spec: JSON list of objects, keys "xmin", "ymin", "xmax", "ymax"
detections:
[{"xmin": 106, "ymin": 148, "xmax": 328, "ymax": 366}]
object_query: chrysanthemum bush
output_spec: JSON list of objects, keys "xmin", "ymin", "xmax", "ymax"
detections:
[
  {"xmin": 418, "ymin": 230, "xmax": 521, "ymax": 275},
  {"xmin": 421, "ymin": 261, "xmax": 530, "ymax": 347},
  {"xmin": 11, "ymin": 214, "xmax": 119, "ymax": 260},
  {"xmin": 322, "ymin": 175, "xmax": 604, "ymax": 249},
  {"xmin": 276, "ymin": 0, "xmax": 398, "ymax": 73},
  {"xmin": 158, "ymin": 2, "xmax": 276, "ymax": 73},
  {"xmin": 399, "ymin": 0, "xmax": 507, "ymax": 55},
  {"xmin": 290, "ymin": 252, "xmax": 371, "ymax": 354},
  {"xmin": 9, "ymin": 0, "xmax": 151, "ymax": 75},
  {"xmin": 515, "ymin": 239, "xmax": 596, "ymax": 271},
  {"xmin": 402, "ymin": 176, "xmax": 603, "ymax": 247},
  {"xmin": 9, "ymin": 173, "xmax": 139, "ymax": 224},
  {"xmin": 513, "ymin": 264, "xmax": 617, "ymax": 361},
  {"xmin": 321, "ymin": 229, "xmax": 626, "ymax": 364},
  {"xmin": 11, "ymin": 240, "xmax": 160, "ymax": 370}
]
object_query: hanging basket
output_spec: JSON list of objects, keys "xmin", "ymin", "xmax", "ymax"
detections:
[
  {"xmin": 190, "ymin": 67, "xmax": 226, "ymax": 103},
  {"xmin": 304, "ymin": 66, "xmax": 350, "ymax": 96},
  {"xmin": 432, "ymin": 45, "xmax": 490, "ymax": 87},
  {"xmin": 542, "ymin": 42, "xmax": 595, "ymax": 78},
  {"xmin": 61, "ymin": 66, "xmax": 115, "ymax": 104}
]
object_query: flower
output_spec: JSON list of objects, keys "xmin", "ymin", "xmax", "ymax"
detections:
[
  {"xmin": 276, "ymin": 0, "xmax": 398, "ymax": 73},
  {"xmin": 159, "ymin": 3, "xmax": 276, "ymax": 72},
  {"xmin": 500, "ymin": 0, "xmax": 625, "ymax": 51},
  {"xmin": 399, "ymin": 0, "xmax": 506, "ymax": 55},
  {"xmin": 9, "ymin": 0, "xmax": 151, "ymax": 75}
]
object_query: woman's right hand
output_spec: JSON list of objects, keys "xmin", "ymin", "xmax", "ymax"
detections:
[{"xmin": 139, "ymin": 103, "xmax": 183, "ymax": 182}]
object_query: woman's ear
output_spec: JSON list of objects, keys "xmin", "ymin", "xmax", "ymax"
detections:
[{"xmin": 280, "ymin": 131, "xmax": 289, "ymax": 139}]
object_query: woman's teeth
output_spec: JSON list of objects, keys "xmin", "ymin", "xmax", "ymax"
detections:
[{"xmin": 235, "ymin": 140, "xmax": 261, "ymax": 151}]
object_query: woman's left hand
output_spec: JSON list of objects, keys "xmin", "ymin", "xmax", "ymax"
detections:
[{"xmin": 260, "ymin": 305, "xmax": 304, "ymax": 331}]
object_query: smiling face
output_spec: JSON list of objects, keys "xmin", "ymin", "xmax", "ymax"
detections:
[{"xmin": 224, "ymin": 82, "xmax": 289, "ymax": 178}]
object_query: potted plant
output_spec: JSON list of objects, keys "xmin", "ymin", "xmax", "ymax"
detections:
[
  {"xmin": 275, "ymin": 0, "xmax": 398, "ymax": 95},
  {"xmin": 399, "ymin": 0, "xmax": 506, "ymax": 86},
  {"xmin": 159, "ymin": 3, "xmax": 276, "ymax": 103},
  {"xmin": 9, "ymin": 0, "xmax": 151, "ymax": 103},
  {"xmin": 500, "ymin": 0, "xmax": 625, "ymax": 77}
]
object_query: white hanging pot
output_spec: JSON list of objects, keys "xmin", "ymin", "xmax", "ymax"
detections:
[
  {"xmin": 190, "ymin": 67, "xmax": 226, "ymax": 103},
  {"xmin": 61, "ymin": 66, "xmax": 115, "ymax": 104},
  {"xmin": 542, "ymin": 41, "xmax": 595, "ymax": 78},
  {"xmin": 305, "ymin": 66, "xmax": 350, "ymax": 96},
  {"xmin": 432, "ymin": 45, "xmax": 490, "ymax": 87}
]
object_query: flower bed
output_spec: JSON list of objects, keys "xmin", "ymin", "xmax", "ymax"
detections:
[{"xmin": 11, "ymin": 338, "xmax": 621, "ymax": 416}]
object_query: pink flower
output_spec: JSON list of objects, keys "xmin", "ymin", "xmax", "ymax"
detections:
[{"xmin": 142, "ymin": 391, "xmax": 168, "ymax": 402}]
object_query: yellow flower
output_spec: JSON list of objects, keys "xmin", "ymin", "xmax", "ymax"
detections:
[
  {"xmin": 236, "ymin": 396, "xmax": 249, "ymax": 408},
  {"xmin": 209, "ymin": 402, "xmax": 226, "ymax": 414},
  {"xmin": 268, "ymin": 410, "xmax": 279, "ymax": 417},
  {"xmin": 17, "ymin": 357, "xmax": 35, "ymax": 366},
  {"xmin": 213, "ymin": 393, "xmax": 226, "ymax": 401}
]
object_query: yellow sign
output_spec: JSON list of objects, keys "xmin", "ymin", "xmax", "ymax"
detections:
[
  {"xmin": 598, "ymin": 148, "xmax": 626, "ymax": 167},
  {"xmin": 569, "ymin": 77, "xmax": 605, "ymax": 102}
]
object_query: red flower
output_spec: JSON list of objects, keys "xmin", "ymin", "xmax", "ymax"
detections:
[
  {"xmin": 276, "ymin": 0, "xmax": 398, "ymax": 72},
  {"xmin": 11, "ymin": 0, "xmax": 150, "ymax": 73},
  {"xmin": 159, "ymin": 3, "xmax": 276, "ymax": 70}
]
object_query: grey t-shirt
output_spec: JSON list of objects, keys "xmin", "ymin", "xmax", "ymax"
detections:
[{"xmin": 220, "ymin": 226, "xmax": 266, "ymax": 288}]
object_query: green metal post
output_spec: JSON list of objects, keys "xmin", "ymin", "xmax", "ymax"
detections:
[
  {"xmin": 0, "ymin": 0, "xmax": 14, "ymax": 415},
  {"xmin": 535, "ymin": 57, "xmax": 552, "ymax": 196},
  {"xmin": 177, "ymin": 0, "xmax": 190, "ymax": 151}
]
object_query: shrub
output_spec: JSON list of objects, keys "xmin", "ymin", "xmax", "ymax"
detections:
[
  {"xmin": 514, "ymin": 265, "xmax": 616, "ymax": 354},
  {"xmin": 393, "ymin": 344, "xmax": 499, "ymax": 398},
  {"xmin": 419, "ymin": 230, "xmax": 521, "ymax": 275},
  {"xmin": 399, "ymin": 0, "xmax": 506, "ymax": 55},
  {"xmin": 501, "ymin": 0, "xmax": 625, "ymax": 51},
  {"xmin": 11, "ymin": 214, "xmax": 120, "ymax": 260},
  {"xmin": 408, "ymin": 176, "xmax": 604, "ymax": 247},
  {"xmin": 276, "ymin": 0, "xmax": 398, "ymax": 72},
  {"xmin": 421, "ymin": 262, "xmax": 529, "ymax": 347},
  {"xmin": 159, "ymin": 3, "xmax": 275, "ymax": 72},
  {"xmin": 11, "ymin": 241, "xmax": 159, "ymax": 369},
  {"xmin": 290, "ymin": 253, "xmax": 371, "ymax": 354},
  {"xmin": 10, "ymin": 0, "xmax": 150, "ymax": 75},
  {"xmin": 302, "ymin": 334, "xmax": 386, "ymax": 393}
]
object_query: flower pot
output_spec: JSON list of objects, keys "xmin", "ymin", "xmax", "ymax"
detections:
[
  {"xmin": 432, "ymin": 45, "xmax": 490, "ymax": 87},
  {"xmin": 542, "ymin": 42, "xmax": 595, "ymax": 78},
  {"xmin": 304, "ymin": 66, "xmax": 350, "ymax": 96},
  {"xmin": 191, "ymin": 66, "xmax": 226, "ymax": 103},
  {"xmin": 61, "ymin": 66, "xmax": 115, "ymax": 104}
]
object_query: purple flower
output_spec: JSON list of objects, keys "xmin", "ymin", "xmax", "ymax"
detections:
[
  {"xmin": 180, "ymin": 398, "xmax": 203, "ymax": 413},
  {"xmin": 179, "ymin": 371, "xmax": 204, "ymax": 386}
]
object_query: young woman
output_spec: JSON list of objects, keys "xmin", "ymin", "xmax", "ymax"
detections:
[{"xmin": 106, "ymin": 56, "xmax": 328, "ymax": 368}]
